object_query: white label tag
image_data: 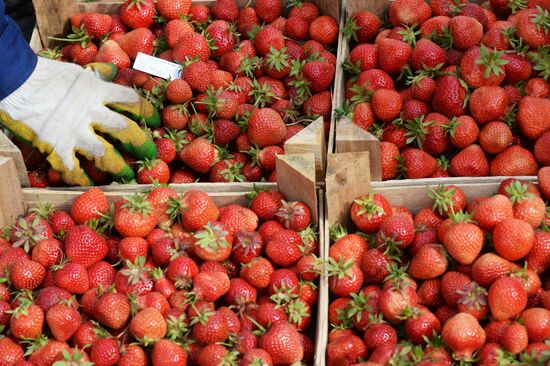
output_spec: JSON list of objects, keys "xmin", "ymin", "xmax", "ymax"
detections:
[{"xmin": 133, "ymin": 52, "xmax": 182, "ymax": 80}]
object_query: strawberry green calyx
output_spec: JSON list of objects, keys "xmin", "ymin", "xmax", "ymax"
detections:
[
  {"xmin": 121, "ymin": 256, "xmax": 151, "ymax": 285},
  {"xmin": 220, "ymin": 161, "xmax": 246, "ymax": 182},
  {"xmin": 90, "ymin": 320, "xmax": 110, "ymax": 338},
  {"xmin": 269, "ymin": 280, "xmax": 299, "ymax": 306},
  {"xmin": 233, "ymin": 231, "xmax": 262, "ymax": 255},
  {"xmin": 238, "ymin": 56, "xmax": 262, "ymax": 78},
  {"xmin": 531, "ymin": 6, "xmax": 550, "ymax": 33},
  {"xmin": 456, "ymin": 282, "xmax": 487, "ymax": 311},
  {"xmin": 276, "ymin": 200, "xmax": 307, "ymax": 228},
  {"xmin": 22, "ymin": 334, "xmax": 49, "ymax": 357},
  {"xmin": 505, "ymin": 180, "xmax": 534, "ymax": 204},
  {"xmin": 342, "ymin": 18, "xmax": 362, "ymax": 42},
  {"xmin": 529, "ymin": 47, "xmax": 550, "ymax": 81},
  {"xmin": 194, "ymin": 222, "xmax": 230, "ymax": 253},
  {"xmin": 436, "ymin": 155, "xmax": 451, "ymax": 172},
  {"xmin": 428, "ymin": 184, "xmax": 457, "ymax": 216},
  {"xmin": 342, "ymin": 58, "xmax": 362, "ymax": 77},
  {"xmin": 475, "ymin": 46, "xmax": 509, "ymax": 79},
  {"xmin": 122, "ymin": 193, "xmax": 154, "ymax": 217},
  {"xmin": 52, "ymin": 347, "xmax": 94, "ymax": 366},
  {"xmin": 508, "ymin": 0, "xmax": 527, "ymax": 13},
  {"xmin": 353, "ymin": 192, "xmax": 385, "ymax": 219},
  {"xmin": 349, "ymin": 83, "xmax": 373, "ymax": 106},
  {"xmin": 404, "ymin": 116, "xmax": 432, "ymax": 149},
  {"xmin": 11, "ymin": 216, "xmax": 47, "ymax": 253},
  {"xmin": 448, "ymin": 210, "xmax": 474, "ymax": 224},
  {"xmin": 49, "ymin": 26, "xmax": 91, "ymax": 48},
  {"xmin": 329, "ymin": 224, "xmax": 349, "ymax": 242},
  {"xmin": 299, "ymin": 226, "xmax": 318, "ymax": 252},
  {"xmin": 347, "ymin": 291, "xmax": 374, "ymax": 323},
  {"xmin": 166, "ymin": 314, "xmax": 190, "ymax": 342},
  {"xmin": 38, "ymin": 47, "xmax": 63, "ymax": 61},
  {"xmin": 326, "ymin": 257, "xmax": 354, "ymax": 280},
  {"xmin": 398, "ymin": 24, "xmax": 420, "ymax": 47},
  {"xmin": 248, "ymin": 79, "xmax": 278, "ymax": 108},
  {"xmin": 427, "ymin": 27, "xmax": 453, "ymax": 50},
  {"xmin": 286, "ymin": 299, "xmax": 310, "ymax": 326},
  {"xmin": 265, "ymin": 47, "xmax": 290, "ymax": 72},
  {"xmin": 334, "ymin": 100, "xmax": 353, "ymax": 121}
]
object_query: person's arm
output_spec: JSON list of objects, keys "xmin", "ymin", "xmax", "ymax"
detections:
[{"xmin": 0, "ymin": 0, "xmax": 37, "ymax": 100}]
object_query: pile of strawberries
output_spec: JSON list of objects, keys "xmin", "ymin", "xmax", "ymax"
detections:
[
  {"xmin": 0, "ymin": 186, "xmax": 319, "ymax": 365},
  {"xmin": 339, "ymin": 0, "xmax": 550, "ymax": 180},
  {"xmin": 326, "ymin": 178, "xmax": 550, "ymax": 365},
  {"xmin": 26, "ymin": 0, "xmax": 338, "ymax": 187}
]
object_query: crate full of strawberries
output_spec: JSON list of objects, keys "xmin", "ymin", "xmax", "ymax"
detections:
[
  {"xmin": 333, "ymin": 0, "xmax": 550, "ymax": 181},
  {"xmin": 11, "ymin": 0, "xmax": 340, "ymax": 187},
  {"xmin": 0, "ymin": 174, "xmax": 327, "ymax": 365},
  {"xmin": 324, "ymin": 169, "xmax": 550, "ymax": 364}
]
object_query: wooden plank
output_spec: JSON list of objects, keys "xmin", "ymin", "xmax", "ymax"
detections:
[
  {"xmin": 284, "ymin": 117, "xmax": 326, "ymax": 182},
  {"xmin": 58, "ymin": 182, "xmax": 276, "ymax": 193},
  {"xmin": 32, "ymin": 0, "xmax": 78, "ymax": 47},
  {"xmin": 276, "ymin": 153, "xmax": 318, "ymax": 224},
  {"xmin": 345, "ymin": 0, "xmax": 390, "ymax": 18},
  {"xmin": 0, "ymin": 158, "xmax": 26, "ymax": 227},
  {"xmin": 314, "ymin": 188, "xmax": 328, "ymax": 366},
  {"xmin": 325, "ymin": 151, "xmax": 371, "ymax": 228},
  {"xmin": 335, "ymin": 117, "xmax": 382, "ymax": 181},
  {"xmin": 29, "ymin": 27, "xmax": 43, "ymax": 53},
  {"xmin": 0, "ymin": 131, "xmax": 30, "ymax": 187}
]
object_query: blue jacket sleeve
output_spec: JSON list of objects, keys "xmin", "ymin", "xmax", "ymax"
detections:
[{"xmin": 0, "ymin": 0, "xmax": 38, "ymax": 100}]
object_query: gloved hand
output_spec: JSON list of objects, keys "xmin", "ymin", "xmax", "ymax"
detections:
[{"xmin": 0, "ymin": 57, "xmax": 160, "ymax": 186}]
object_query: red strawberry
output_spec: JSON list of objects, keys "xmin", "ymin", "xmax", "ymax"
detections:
[
  {"xmin": 488, "ymin": 276, "xmax": 527, "ymax": 321},
  {"xmin": 247, "ymin": 108, "xmax": 286, "ymax": 147},
  {"xmin": 94, "ymin": 40, "xmax": 130, "ymax": 69},
  {"xmin": 64, "ymin": 225, "xmax": 108, "ymax": 268},
  {"xmin": 408, "ymin": 244, "xmax": 448, "ymax": 280},
  {"xmin": 157, "ymin": 0, "xmax": 191, "ymax": 20},
  {"xmin": 116, "ymin": 28, "xmax": 154, "ymax": 59},
  {"xmin": 378, "ymin": 38, "xmax": 412, "ymax": 75},
  {"xmin": 260, "ymin": 322, "xmax": 303, "ymax": 364},
  {"xmin": 10, "ymin": 300, "xmax": 44, "ymax": 339},
  {"xmin": 444, "ymin": 222, "xmax": 484, "ymax": 265},
  {"xmin": 46, "ymin": 302, "xmax": 81, "ymax": 342},
  {"xmin": 70, "ymin": 188, "xmax": 110, "ymax": 225},
  {"xmin": 516, "ymin": 8, "xmax": 550, "ymax": 48},
  {"xmin": 442, "ymin": 313, "xmax": 486, "ymax": 361},
  {"xmin": 9, "ymin": 259, "xmax": 45, "ymax": 290},
  {"xmin": 469, "ymin": 86, "xmax": 509, "ymax": 125},
  {"xmin": 303, "ymin": 60, "xmax": 335, "ymax": 93},
  {"xmin": 490, "ymin": 146, "xmax": 538, "ymax": 176},
  {"xmin": 401, "ymin": 148, "xmax": 438, "ymax": 179},
  {"xmin": 518, "ymin": 96, "xmax": 550, "ymax": 140},
  {"xmin": 211, "ymin": 0, "xmax": 239, "ymax": 21},
  {"xmin": 120, "ymin": 0, "xmax": 156, "ymax": 29},
  {"xmin": 432, "ymin": 75, "xmax": 468, "ymax": 117},
  {"xmin": 450, "ymin": 144, "xmax": 489, "ymax": 177},
  {"xmin": 309, "ymin": 15, "xmax": 338, "ymax": 46},
  {"xmin": 180, "ymin": 137, "xmax": 218, "ymax": 174},
  {"xmin": 389, "ymin": 0, "xmax": 432, "ymax": 26},
  {"xmin": 81, "ymin": 13, "xmax": 113, "ymax": 39}
]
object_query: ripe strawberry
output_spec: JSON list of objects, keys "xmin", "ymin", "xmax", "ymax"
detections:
[
  {"xmin": 71, "ymin": 42, "xmax": 98, "ymax": 66},
  {"xmin": 469, "ymin": 86, "xmax": 509, "ymax": 125},
  {"xmin": 120, "ymin": 0, "xmax": 155, "ymax": 29},
  {"xmin": 432, "ymin": 75, "xmax": 468, "ymax": 117},
  {"xmin": 240, "ymin": 257, "xmax": 274, "ymax": 290},
  {"xmin": 114, "ymin": 194, "xmax": 157, "ymax": 238},
  {"xmin": 116, "ymin": 27, "xmax": 154, "ymax": 59},
  {"xmin": 55, "ymin": 262, "xmax": 90, "ymax": 294},
  {"xmin": 389, "ymin": 0, "xmax": 432, "ymax": 26},
  {"xmin": 118, "ymin": 344, "xmax": 148, "ymax": 366},
  {"xmin": 309, "ymin": 15, "xmax": 338, "ymax": 46},
  {"xmin": 193, "ymin": 271, "xmax": 230, "ymax": 302},
  {"xmin": 64, "ymin": 225, "xmax": 108, "ymax": 268},
  {"xmin": 449, "ymin": 15, "xmax": 484, "ymax": 51},
  {"xmin": 518, "ymin": 96, "xmax": 550, "ymax": 140},
  {"xmin": 516, "ymin": 8, "xmax": 550, "ymax": 48},
  {"xmin": 81, "ymin": 13, "xmax": 113, "ymax": 40},
  {"xmin": 136, "ymin": 158, "xmax": 170, "ymax": 184},
  {"xmin": 303, "ymin": 60, "xmax": 335, "ymax": 93},
  {"xmin": 444, "ymin": 222, "xmax": 484, "ymax": 265},
  {"xmin": 471, "ymin": 253, "xmax": 514, "ymax": 288},
  {"xmin": 90, "ymin": 338, "xmax": 121, "ymax": 365},
  {"xmin": 180, "ymin": 137, "xmax": 218, "ymax": 174},
  {"xmin": 260, "ymin": 322, "xmax": 303, "ymax": 364},
  {"xmin": 501, "ymin": 322, "xmax": 528, "ymax": 355},
  {"xmin": 472, "ymin": 194, "xmax": 513, "ymax": 231},
  {"xmin": 488, "ymin": 276, "xmax": 527, "ymax": 321},
  {"xmin": 9, "ymin": 259, "xmax": 45, "ymax": 290},
  {"xmin": 10, "ymin": 300, "xmax": 44, "ymax": 339},
  {"xmin": 152, "ymin": 339, "xmax": 187, "ymax": 365},
  {"xmin": 326, "ymin": 335, "xmax": 367, "ymax": 365},
  {"xmin": 493, "ymin": 218, "xmax": 534, "ymax": 261},
  {"xmin": 255, "ymin": 0, "xmax": 282, "ymax": 22},
  {"xmin": 46, "ymin": 302, "xmax": 81, "ymax": 342},
  {"xmin": 526, "ymin": 231, "xmax": 550, "ymax": 274},
  {"xmin": 0, "ymin": 337, "xmax": 24, "ymax": 365},
  {"xmin": 94, "ymin": 40, "xmax": 130, "ymax": 69},
  {"xmin": 461, "ymin": 46, "xmax": 508, "ymax": 88},
  {"xmin": 179, "ymin": 190, "xmax": 219, "ymax": 232},
  {"xmin": 450, "ymin": 144, "xmax": 489, "ymax": 177},
  {"xmin": 479, "ymin": 121, "xmax": 512, "ymax": 154},
  {"xmin": 442, "ymin": 313, "xmax": 486, "ymax": 361},
  {"xmin": 157, "ymin": 0, "xmax": 191, "ymax": 20},
  {"xmin": 211, "ymin": 0, "xmax": 239, "ymax": 21},
  {"xmin": 130, "ymin": 307, "xmax": 166, "ymax": 344},
  {"xmin": 378, "ymin": 38, "xmax": 412, "ymax": 75},
  {"xmin": 265, "ymin": 229, "xmax": 303, "ymax": 267},
  {"xmin": 371, "ymin": 89, "xmax": 402, "ymax": 123},
  {"xmin": 490, "ymin": 146, "xmax": 539, "ymax": 176},
  {"xmin": 344, "ymin": 11, "xmax": 381, "ymax": 43},
  {"xmin": 408, "ymin": 244, "xmax": 448, "ymax": 280},
  {"xmin": 70, "ymin": 188, "xmax": 110, "ymax": 225},
  {"xmin": 401, "ymin": 148, "xmax": 438, "ymax": 179},
  {"xmin": 520, "ymin": 307, "xmax": 550, "ymax": 342},
  {"xmin": 276, "ymin": 201, "xmax": 311, "ymax": 231}
]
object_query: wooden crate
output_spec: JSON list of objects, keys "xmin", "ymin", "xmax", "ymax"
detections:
[
  {"xmin": 331, "ymin": 0, "xmax": 530, "ymax": 183},
  {"xmin": 0, "ymin": 154, "xmax": 328, "ymax": 365},
  {"xmin": 6, "ymin": 0, "xmax": 342, "ymax": 186}
]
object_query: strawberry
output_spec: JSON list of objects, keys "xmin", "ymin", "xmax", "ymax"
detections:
[
  {"xmin": 461, "ymin": 46, "xmax": 508, "ymax": 88},
  {"xmin": 211, "ymin": 0, "xmax": 239, "ymax": 21},
  {"xmin": 408, "ymin": 244, "xmax": 448, "ymax": 280},
  {"xmin": 90, "ymin": 338, "xmax": 121, "ymax": 365},
  {"xmin": 276, "ymin": 200, "xmax": 311, "ymax": 231},
  {"xmin": 55, "ymin": 262, "xmax": 90, "ymax": 294},
  {"xmin": 400, "ymin": 148, "xmax": 438, "ymax": 179},
  {"xmin": 518, "ymin": 96, "xmax": 550, "ymax": 140},
  {"xmin": 493, "ymin": 218, "xmax": 534, "ymax": 261},
  {"xmin": 46, "ymin": 302, "xmax": 81, "ymax": 342},
  {"xmin": 240, "ymin": 257, "xmax": 274, "ymax": 290},
  {"xmin": 303, "ymin": 60, "xmax": 335, "ymax": 93},
  {"xmin": 193, "ymin": 271, "xmax": 230, "ymax": 302},
  {"xmin": 119, "ymin": 344, "xmax": 148, "ymax": 366},
  {"xmin": 309, "ymin": 15, "xmax": 338, "ymax": 46},
  {"xmin": 403, "ymin": 305, "xmax": 441, "ymax": 345},
  {"xmin": 520, "ymin": 307, "xmax": 550, "ymax": 342},
  {"xmin": 70, "ymin": 188, "xmax": 109, "ymax": 225},
  {"xmin": 380, "ymin": 141, "xmax": 400, "ymax": 180},
  {"xmin": 378, "ymin": 38, "xmax": 412, "ymax": 75},
  {"xmin": 432, "ymin": 75, "xmax": 468, "ymax": 117},
  {"xmin": 442, "ymin": 313, "xmax": 486, "ymax": 361},
  {"xmin": 526, "ymin": 231, "xmax": 550, "ymax": 274},
  {"xmin": 479, "ymin": 121, "xmax": 512, "ymax": 154},
  {"xmin": 179, "ymin": 190, "xmax": 219, "ymax": 232},
  {"xmin": 114, "ymin": 194, "xmax": 158, "ymax": 238},
  {"xmin": 450, "ymin": 144, "xmax": 489, "ymax": 177},
  {"xmin": 81, "ymin": 13, "xmax": 113, "ymax": 40},
  {"xmin": 10, "ymin": 299, "xmax": 44, "ymax": 339},
  {"xmin": 152, "ymin": 339, "xmax": 187, "ymax": 365},
  {"xmin": 488, "ymin": 276, "xmax": 527, "ymax": 321},
  {"xmin": 193, "ymin": 222, "xmax": 233, "ymax": 262},
  {"xmin": 173, "ymin": 32, "xmax": 211, "ymax": 63},
  {"xmin": 516, "ymin": 7, "xmax": 550, "ymax": 48},
  {"xmin": 255, "ymin": 0, "xmax": 282, "ymax": 22},
  {"xmin": 260, "ymin": 322, "xmax": 303, "ymax": 364},
  {"xmin": 9, "ymin": 259, "xmax": 45, "ymax": 290},
  {"xmin": 0, "ymin": 337, "xmax": 24, "ymax": 365},
  {"xmin": 247, "ymin": 108, "xmax": 286, "ymax": 147},
  {"xmin": 490, "ymin": 146, "xmax": 539, "ymax": 176},
  {"xmin": 120, "ymin": 0, "xmax": 155, "ymax": 29},
  {"xmin": 472, "ymin": 194, "xmax": 513, "ymax": 231},
  {"xmin": 344, "ymin": 11, "xmax": 381, "ymax": 43},
  {"xmin": 351, "ymin": 102, "xmax": 375, "ymax": 131},
  {"xmin": 326, "ymin": 335, "xmax": 368, "ymax": 365},
  {"xmin": 501, "ymin": 322, "xmax": 528, "ymax": 355},
  {"xmin": 389, "ymin": 0, "xmax": 432, "ymax": 26},
  {"xmin": 64, "ymin": 225, "xmax": 108, "ymax": 268},
  {"xmin": 449, "ymin": 15, "xmax": 484, "ymax": 51},
  {"xmin": 469, "ymin": 86, "xmax": 509, "ymax": 125},
  {"xmin": 87, "ymin": 261, "xmax": 116, "ymax": 289},
  {"xmin": 371, "ymin": 89, "xmax": 402, "ymax": 123},
  {"xmin": 441, "ymin": 271, "xmax": 471, "ymax": 307},
  {"xmin": 130, "ymin": 307, "xmax": 166, "ymax": 344},
  {"xmin": 265, "ymin": 229, "xmax": 303, "ymax": 267},
  {"xmin": 444, "ymin": 222, "xmax": 484, "ymax": 265},
  {"xmin": 157, "ymin": 0, "xmax": 191, "ymax": 21},
  {"xmin": 351, "ymin": 192, "xmax": 392, "ymax": 233},
  {"xmin": 471, "ymin": 253, "xmax": 514, "ymax": 288},
  {"xmin": 255, "ymin": 25, "xmax": 285, "ymax": 57},
  {"xmin": 71, "ymin": 42, "xmax": 98, "ymax": 66},
  {"xmin": 94, "ymin": 40, "xmax": 130, "ymax": 69},
  {"xmin": 115, "ymin": 28, "xmax": 154, "ymax": 59},
  {"xmin": 136, "ymin": 158, "xmax": 170, "ymax": 184},
  {"xmin": 180, "ymin": 137, "xmax": 218, "ymax": 174}
]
